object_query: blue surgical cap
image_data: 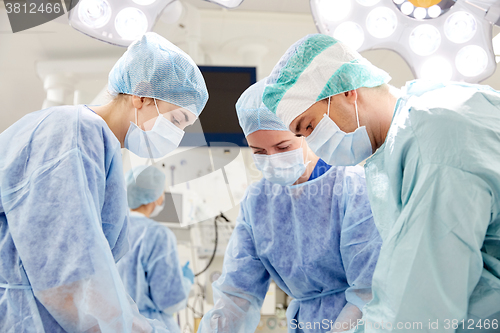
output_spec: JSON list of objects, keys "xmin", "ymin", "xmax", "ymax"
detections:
[
  {"xmin": 235, "ymin": 79, "xmax": 289, "ymax": 137},
  {"xmin": 263, "ymin": 34, "xmax": 391, "ymax": 128},
  {"xmin": 108, "ymin": 32, "xmax": 209, "ymax": 117},
  {"xmin": 126, "ymin": 165, "xmax": 166, "ymax": 209}
]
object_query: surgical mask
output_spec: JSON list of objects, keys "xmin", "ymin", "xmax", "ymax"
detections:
[
  {"xmin": 124, "ymin": 99, "xmax": 184, "ymax": 159},
  {"xmin": 253, "ymin": 139, "xmax": 310, "ymax": 186},
  {"xmin": 150, "ymin": 200, "xmax": 164, "ymax": 218},
  {"xmin": 306, "ymin": 97, "xmax": 372, "ymax": 166}
]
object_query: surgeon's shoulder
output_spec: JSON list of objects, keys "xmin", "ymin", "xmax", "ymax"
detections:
[
  {"xmin": 147, "ymin": 221, "xmax": 176, "ymax": 243},
  {"xmin": 38, "ymin": 104, "xmax": 107, "ymax": 131},
  {"xmin": 38, "ymin": 105, "xmax": 118, "ymax": 152},
  {"xmin": 77, "ymin": 106, "xmax": 121, "ymax": 152},
  {"xmin": 0, "ymin": 105, "xmax": 111, "ymax": 168},
  {"xmin": 342, "ymin": 165, "xmax": 366, "ymax": 180},
  {"xmin": 407, "ymin": 83, "xmax": 500, "ymax": 164},
  {"xmin": 337, "ymin": 165, "xmax": 368, "ymax": 194},
  {"xmin": 241, "ymin": 178, "xmax": 268, "ymax": 203}
]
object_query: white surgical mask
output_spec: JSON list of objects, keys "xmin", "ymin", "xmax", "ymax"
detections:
[
  {"xmin": 150, "ymin": 197, "xmax": 165, "ymax": 218},
  {"xmin": 124, "ymin": 99, "xmax": 185, "ymax": 159},
  {"xmin": 253, "ymin": 138, "xmax": 310, "ymax": 186},
  {"xmin": 305, "ymin": 97, "xmax": 372, "ymax": 166}
]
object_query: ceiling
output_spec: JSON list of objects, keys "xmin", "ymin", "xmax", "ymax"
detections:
[
  {"xmin": 182, "ymin": 0, "xmax": 311, "ymax": 13},
  {"xmin": 2, "ymin": 0, "xmax": 500, "ymax": 134}
]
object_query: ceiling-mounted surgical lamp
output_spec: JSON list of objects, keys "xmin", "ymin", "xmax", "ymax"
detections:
[
  {"xmin": 311, "ymin": 0, "xmax": 500, "ymax": 83},
  {"xmin": 69, "ymin": 0, "xmax": 180, "ymax": 47},
  {"xmin": 203, "ymin": 0, "xmax": 244, "ymax": 9}
]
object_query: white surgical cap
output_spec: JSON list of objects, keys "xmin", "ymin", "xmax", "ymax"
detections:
[
  {"xmin": 108, "ymin": 32, "xmax": 209, "ymax": 117},
  {"xmin": 263, "ymin": 34, "xmax": 391, "ymax": 128},
  {"xmin": 236, "ymin": 79, "xmax": 289, "ymax": 137}
]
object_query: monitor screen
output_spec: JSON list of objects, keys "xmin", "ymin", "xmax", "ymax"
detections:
[
  {"xmin": 151, "ymin": 192, "xmax": 183, "ymax": 224},
  {"xmin": 181, "ymin": 66, "xmax": 256, "ymax": 147}
]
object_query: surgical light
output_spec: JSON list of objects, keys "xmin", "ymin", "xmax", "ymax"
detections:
[
  {"xmin": 78, "ymin": 0, "xmax": 111, "ymax": 29},
  {"xmin": 357, "ymin": 0, "xmax": 381, "ymax": 6},
  {"xmin": 428, "ymin": 5, "xmax": 441, "ymax": 18},
  {"xmin": 202, "ymin": 0, "xmax": 244, "ymax": 9},
  {"xmin": 132, "ymin": 0, "xmax": 157, "ymax": 5},
  {"xmin": 444, "ymin": 11, "xmax": 477, "ymax": 43},
  {"xmin": 115, "ymin": 8, "xmax": 148, "ymax": 40},
  {"xmin": 69, "ymin": 0, "xmax": 178, "ymax": 47},
  {"xmin": 401, "ymin": 2, "xmax": 414, "ymax": 15},
  {"xmin": 319, "ymin": 0, "xmax": 352, "ymax": 23},
  {"xmin": 334, "ymin": 22, "xmax": 365, "ymax": 50},
  {"xmin": 409, "ymin": 24, "xmax": 441, "ymax": 56},
  {"xmin": 311, "ymin": 0, "xmax": 498, "ymax": 82},
  {"xmin": 456, "ymin": 45, "xmax": 488, "ymax": 77},
  {"xmin": 366, "ymin": 7, "xmax": 397, "ymax": 38},
  {"xmin": 413, "ymin": 7, "xmax": 427, "ymax": 19}
]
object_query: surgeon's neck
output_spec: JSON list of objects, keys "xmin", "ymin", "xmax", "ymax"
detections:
[
  {"xmin": 295, "ymin": 147, "xmax": 320, "ymax": 185},
  {"xmin": 359, "ymin": 85, "xmax": 400, "ymax": 151},
  {"xmin": 132, "ymin": 203, "xmax": 154, "ymax": 218},
  {"xmin": 91, "ymin": 98, "xmax": 135, "ymax": 148}
]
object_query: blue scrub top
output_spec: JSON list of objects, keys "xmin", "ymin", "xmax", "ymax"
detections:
[{"xmin": 308, "ymin": 159, "xmax": 332, "ymax": 181}]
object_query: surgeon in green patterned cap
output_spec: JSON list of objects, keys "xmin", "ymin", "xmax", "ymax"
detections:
[{"xmin": 263, "ymin": 33, "xmax": 500, "ymax": 332}]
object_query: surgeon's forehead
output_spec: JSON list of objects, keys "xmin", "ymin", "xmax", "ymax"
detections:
[{"xmin": 247, "ymin": 129, "xmax": 296, "ymax": 147}]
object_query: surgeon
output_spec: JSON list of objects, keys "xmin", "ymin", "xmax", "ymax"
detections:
[
  {"xmin": 197, "ymin": 80, "xmax": 382, "ymax": 333},
  {"xmin": 117, "ymin": 165, "xmax": 194, "ymax": 333},
  {"xmin": 0, "ymin": 32, "xmax": 207, "ymax": 332},
  {"xmin": 263, "ymin": 34, "xmax": 500, "ymax": 332}
]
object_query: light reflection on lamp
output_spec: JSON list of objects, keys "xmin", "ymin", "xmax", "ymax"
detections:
[
  {"xmin": 421, "ymin": 57, "xmax": 453, "ymax": 81},
  {"xmin": 366, "ymin": 7, "xmax": 397, "ymax": 38},
  {"xmin": 456, "ymin": 45, "xmax": 488, "ymax": 77},
  {"xmin": 114, "ymin": 7, "xmax": 148, "ymax": 40},
  {"xmin": 310, "ymin": 0, "xmax": 497, "ymax": 82},
  {"xmin": 334, "ymin": 21, "xmax": 365, "ymax": 50},
  {"xmin": 69, "ymin": 0, "xmax": 178, "ymax": 47}
]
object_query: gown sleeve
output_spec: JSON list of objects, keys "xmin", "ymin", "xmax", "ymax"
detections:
[
  {"xmin": 339, "ymin": 168, "xmax": 383, "ymax": 312},
  {"xmin": 197, "ymin": 198, "xmax": 271, "ymax": 333},
  {"xmin": 5, "ymin": 146, "xmax": 168, "ymax": 333},
  {"xmin": 359, "ymin": 164, "xmax": 492, "ymax": 332}
]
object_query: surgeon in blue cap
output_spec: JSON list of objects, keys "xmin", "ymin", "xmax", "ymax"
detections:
[
  {"xmin": 0, "ymin": 32, "xmax": 207, "ymax": 332},
  {"xmin": 197, "ymin": 79, "xmax": 382, "ymax": 333},
  {"xmin": 117, "ymin": 165, "xmax": 194, "ymax": 333},
  {"xmin": 264, "ymin": 34, "xmax": 500, "ymax": 332}
]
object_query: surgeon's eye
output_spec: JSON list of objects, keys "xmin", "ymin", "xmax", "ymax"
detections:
[
  {"xmin": 172, "ymin": 117, "xmax": 181, "ymax": 126},
  {"xmin": 277, "ymin": 145, "xmax": 291, "ymax": 151},
  {"xmin": 306, "ymin": 123, "xmax": 312, "ymax": 131}
]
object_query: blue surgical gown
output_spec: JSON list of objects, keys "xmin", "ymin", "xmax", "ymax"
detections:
[
  {"xmin": 0, "ymin": 105, "xmax": 167, "ymax": 332},
  {"xmin": 198, "ymin": 166, "xmax": 382, "ymax": 333},
  {"xmin": 117, "ymin": 212, "xmax": 192, "ymax": 333},
  {"xmin": 358, "ymin": 80, "xmax": 500, "ymax": 332}
]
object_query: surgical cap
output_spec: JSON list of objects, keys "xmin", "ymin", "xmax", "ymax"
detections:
[
  {"xmin": 108, "ymin": 32, "xmax": 208, "ymax": 117},
  {"xmin": 235, "ymin": 79, "xmax": 289, "ymax": 137},
  {"xmin": 263, "ymin": 34, "xmax": 391, "ymax": 128},
  {"xmin": 126, "ymin": 165, "xmax": 166, "ymax": 209}
]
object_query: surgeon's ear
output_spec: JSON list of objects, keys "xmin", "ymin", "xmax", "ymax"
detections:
[
  {"xmin": 131, "ymin": 96, "xmax": 155, "ymax": 109},
  {"xmin": 344, "ymin": 90, "xmax": 358, "ymax": 105},
  {"xmin": 131, "ymin": 95, "xmax": 144, "ymax": 109}
]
